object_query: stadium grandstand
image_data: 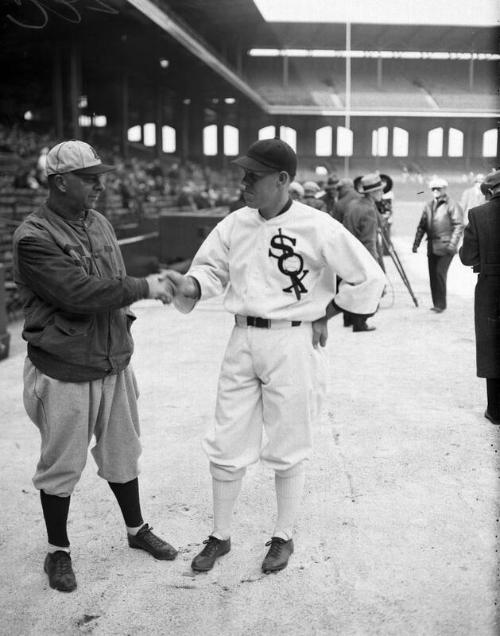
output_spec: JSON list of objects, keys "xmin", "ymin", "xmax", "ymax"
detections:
[{"xmin": 0, "ymin": 0, "xmax": 499, "ymax": 329}]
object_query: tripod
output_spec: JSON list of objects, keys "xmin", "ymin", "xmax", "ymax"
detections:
[{"xmin": 378, "ymin": 220, "xmax": 419, "ymax": 307}]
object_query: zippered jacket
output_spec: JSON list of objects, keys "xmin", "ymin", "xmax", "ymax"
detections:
[
  {"xmin": 413, "ymin": 195, "xmax": 464, "ymax": 255},
  {"xmin": 13, "ymin": 204, "xmax": 149, "ymax": 382}
]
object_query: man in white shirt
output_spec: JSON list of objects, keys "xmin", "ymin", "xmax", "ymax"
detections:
[{"xmin": 166, "ymin": 138, "xmax": 386, "ymax": 574}]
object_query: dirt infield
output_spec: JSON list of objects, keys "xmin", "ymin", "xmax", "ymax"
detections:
[{"xmin": 0, "ymin": 200, "xmax": 499, "ymax": 635}]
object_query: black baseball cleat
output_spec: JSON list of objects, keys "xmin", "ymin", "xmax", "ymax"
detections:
[
  {"xmin": 191, "ymin": 536, "xmax": 231, "ymax": 572},
  {"xmin": 352, "ymin": 323, "xmax": 376, "ymax": 332},
  {"xmin": 484, "ymin": 410, "xmax": 500, "ymax": 425},
  {"xmin": 44, "ymin": 551, "xmax": 77, "ymax": 592},
  {"xmin": 262, "ymin": 537, "xmax": 294, "ymax": 573},
  {"xmin": 128, "ymin": 524, "xmax": 178, "ymax": 560}
]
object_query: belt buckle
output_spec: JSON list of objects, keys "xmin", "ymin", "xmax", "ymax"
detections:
[{"xmin": 249, "ymin": 316, "xmax": 270, "ymax": 328}]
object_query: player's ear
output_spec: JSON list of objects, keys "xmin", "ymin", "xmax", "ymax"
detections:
[{"xmin": 277, "ymin": 171, "xmax": 290, "ymax": 186}]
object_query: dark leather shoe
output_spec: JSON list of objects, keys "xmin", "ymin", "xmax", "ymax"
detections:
[
  {"xmin": 352, "ymin": 323, "xmax": 376, "ymax": 332},
  {"xmin": 430, "ymin": 307, "xmax": 445, "ymax": 313},
  {"xmin": 128, "ymin": 524, "xmax": 178, "ymax": 560},
  {"xmin": 191, "ymin": 536, "xmax": 231, "ymax": 572},
  {"xmin": 262, "ymin": 537, "xmax": 294, "ymax": 573},
  {"xmin": 44, "ymin": 551, "xmax": 77, "ymax": 592},
  {"xmin": 484, "ymin": 410, "xmax": 500, "ymax": 425}
]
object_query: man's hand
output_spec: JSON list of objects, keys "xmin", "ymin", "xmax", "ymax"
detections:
[
  {"xmin": 412, "ymin": 247, "xmax": 418, "ymax": 253},
  {"xmin": 312, "ymin": 316, "xmax": 328, "ymax": 349},
  {"xmin": 163, "ymin": 270, "xmax": 200, "ymax": 299},
  {"xmin": 146, "ymin": 273, "xmax": 175, "ymax": 304}
]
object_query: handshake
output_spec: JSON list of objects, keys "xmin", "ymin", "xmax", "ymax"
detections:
[{"xmin": 145, "ymin": 270, "xmax": 199, "ymax": 305}]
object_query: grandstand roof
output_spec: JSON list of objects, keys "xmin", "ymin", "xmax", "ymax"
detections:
[{"xmin": 1, "ymin": 0, "xmax": 498, "ymax": 123}]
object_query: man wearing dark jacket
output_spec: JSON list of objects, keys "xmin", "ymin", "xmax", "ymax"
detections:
[
  {"xmin": 333, "ymin": 178, "xmax": 361, "ymax": 224},
  {"xmin": 342, "ymin": 173, "xmax": 386, "ymax": 332},
  {"xmin": 412, "ymin": 177, "xmax": 463, "ymax": 312},
  {"xmin": 13, "ymin": 140, "xmax": 178, "ymax": 593},
  {"xmin": 459, "ymin": 169, "xmax": 500, "ymax": 425}
]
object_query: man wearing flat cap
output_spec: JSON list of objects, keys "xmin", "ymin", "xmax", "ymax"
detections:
[
  {"xmin": 165, "ymin": 138, "xmax": 385, "ymax": 574},
  {"xmin": 460, "ymin": 169, "xmax": 500, "ymax": 425},
  {"xmin": 412, "ymin": 177, "xmax": 464, "ymax": 313},
  {"xmin": 13, "ymin": 140, "xmax": 178, "ymax": 593}
]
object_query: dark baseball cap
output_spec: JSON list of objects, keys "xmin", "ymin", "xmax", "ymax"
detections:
[{"xmin": 232, "ymin": 138, "xmax": 297, "ymax": 177}]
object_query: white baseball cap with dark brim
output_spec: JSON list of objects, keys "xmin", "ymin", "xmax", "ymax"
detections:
[{"xmin": 46, "ymin": 140, "xmax": 115, "ymax": 176}]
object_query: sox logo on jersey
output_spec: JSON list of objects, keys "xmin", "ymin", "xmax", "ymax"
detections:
[{"xmin": 268, "ymin": 228, "xmax": 309, "ymax": 300}]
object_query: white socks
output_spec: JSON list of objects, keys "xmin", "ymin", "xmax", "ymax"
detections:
[
  {"xmin": 273, "ymin": 471, "xmax": 306, "ymax": 541},
  {"xmin": 48, "ymin": 544, "xmax": 70, "ymax": 554},
  {"xmin": 210, "ymin": 470, "xmax": 305, "ymax": 541},
  {"xmin": 126, "ymin": 524, "xmax": 145, "ymax": 536},
  {"xmin": 211, "ymin": 477, "xmax": 242, "ymax": 540}
]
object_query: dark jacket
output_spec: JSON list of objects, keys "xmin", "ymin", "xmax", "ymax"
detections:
[
  {"xmin": 459, "ymin": 193, "xmax": 500, "ymax": 377},
  {"xmin": 334, "ymin": 187, "xmax": 361, "ymax": 224},
  {"xmin": 343, "ymin": 196, "xmax": 379, "ymax": 262},
  {"xmin": 413, "ymin": 195, "xmax": 464, "ymax": 256},
  {"xmin": 13, "ymin": 204, "xmax": 149, "ymax": 382}
]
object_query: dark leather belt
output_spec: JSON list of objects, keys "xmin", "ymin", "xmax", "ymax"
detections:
[{"xmin": 235, "ymin": 315, "xmax": 301, "ymax": 329}]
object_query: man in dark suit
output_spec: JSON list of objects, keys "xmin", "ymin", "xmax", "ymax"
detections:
[{"xmin": 459, "ymin": 169, "xmax": 500, "ymax": 425}]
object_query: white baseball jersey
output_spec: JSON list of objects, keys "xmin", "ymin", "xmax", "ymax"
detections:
[{"xmin": 180, "ymin": 200, "xmax": 386, "ymax": 319}]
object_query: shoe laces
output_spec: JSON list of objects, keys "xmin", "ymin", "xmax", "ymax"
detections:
[
  {"xmin": 265, "ymin": 537, "xmax": 286, "ymax": 558},
  {"xmin": 200, "ymin": 536, "xmax": 222, "ymax": 557},
  {"xmin": 52, "ymin": 552, "xmax": 73, "ymax": 577},
  {"xmin": 139, "ymin": 525, "xmax": 166, "ymax": 549}
]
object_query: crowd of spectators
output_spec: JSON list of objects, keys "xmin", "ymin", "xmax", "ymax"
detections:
[{"xmin": 0, "ymin": 125, "xmax": 243, "ymax": 216}]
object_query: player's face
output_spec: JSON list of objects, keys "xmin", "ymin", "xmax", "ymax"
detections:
[
  {"xmin": 241, "ymin": 170, "xmax": 281, "ymax": 208},
  {"xmin": 370, "ymin": 188, "xmax": 384, "ymax": 202}
]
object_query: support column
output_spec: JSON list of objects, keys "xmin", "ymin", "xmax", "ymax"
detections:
[
  {"xmin": 155, "ymin": 76, "xmax": 164, "ymax": 159},
  {"xmin": 120, "ymin": 70, "xmax": 129, "ymax": 159},
  {"xmin": 188, "ymin": 100, "xmax": 204, "ymax": 162},
  {"xmin": 69, "ymin": 41, "xmax": 81, "ymax": 139},
  {"xmin": 217, "ymin": 104, "xmax": 226, "ymax": 170},
  {"xmin": 52, "ymin": 48, "xmax": 64, "ymax": 139}
]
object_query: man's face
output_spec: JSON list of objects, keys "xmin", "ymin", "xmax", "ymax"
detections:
[
  {"xmin": 370, "ymin": 188, "xmax": 384, "ymax": 202},
  {"xmin": 431, "ymin": 186, "xmax": 446, "ymax": 200},
  {"xmin": 241, "ymin": 170, "xmax": 282, "ymax": 208},
  {"xmin": 61, "ymin": 172, "xmax": 106, "ymax": 210}
]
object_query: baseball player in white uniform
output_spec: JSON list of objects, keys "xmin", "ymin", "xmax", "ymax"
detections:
[{"xmin": 166, "ymin": 138, "xmax": 386, "ymax": 573}]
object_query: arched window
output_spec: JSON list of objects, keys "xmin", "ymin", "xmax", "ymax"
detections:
[
  {"xmin": 279, "ymin": 126, "xmax": 297, "ymax": 151},
  {"xmin": 483, "ymin": 128, "xmax": 498, "ymax": 157},
  {"xmin": 428, "ymin": 127, "xmax": 443, "ymax": 157},
  {"xmin": 258, "ymin": 126, "xmax": 275, "ymax": 140},
  {"xmin": 224, "ymin": 125, "xmax": 239, "ymax": 156},
  {"xmin": 337, "ymin": 126, "xmax": 353, "ymax": 157},
  {"xmin": 143, "ymin": 123, "xmax": 156, "ymax": 147},
  {"xmin": 162, "ymin": 126, "xmax": 176, "ymax": 153},
  {"xmin": 316, "ymin": 126, "xmax": 332, "ymax": 157},
  {"xmin": 448, "ymin": 128, "xmax": 463, "ymax": 157},
  {"xmin": 127, "ymin": 125, "xmax": 141, "ymax": 142},
  {"xmin": 372, "ymin": 127, "xmax": 388, "ymax": 157},
  {"xmin": 393, "ymin": 127, "xmax": 409, "ymax": 157},
  {"xmin": 203, "ymin": 124, "xmax": 217, "ymax": 156}
]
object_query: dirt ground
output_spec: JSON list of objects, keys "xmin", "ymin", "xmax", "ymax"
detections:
[{"xmin": 0, "ymin": 198, "xmax": 499, "ymax": 635}]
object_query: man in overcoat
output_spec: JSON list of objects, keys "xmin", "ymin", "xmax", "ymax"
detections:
[
  {"xmin": 412, "ymin": 177, "xmax": 464, "ymax": 312},
  {"xmin": 459, "ymin": 169, "xmax": 500, "ymax": 424}
]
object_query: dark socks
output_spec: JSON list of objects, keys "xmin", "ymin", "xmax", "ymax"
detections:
[
  {"xmin": 108, "ymin": 478, "xmax": 144, "ymax": 528},
  {"xmin": 40, "ymin": 490, "xmax": 70, "ymax": 547}
]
